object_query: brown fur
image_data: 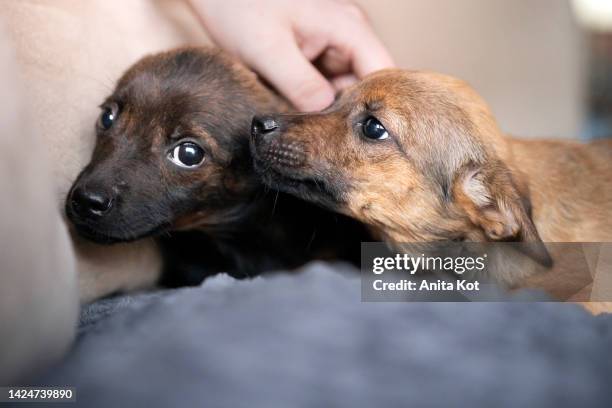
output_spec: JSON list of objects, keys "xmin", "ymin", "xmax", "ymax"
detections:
[{"xmin": 251, "ymin": 69, "xmax": 612, "ymax": 312}]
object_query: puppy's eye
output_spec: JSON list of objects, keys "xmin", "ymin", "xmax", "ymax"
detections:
[
  {"xmin": 168, "ymin": 142, "xmax": 205, "ymax": 168},
  {"xmin": 99, "ymin": 103, "xmax": 119, "ymax": 130},
  {"xmin": 362, "ymin": 117, "xmax": 389, "ymax": 140}
]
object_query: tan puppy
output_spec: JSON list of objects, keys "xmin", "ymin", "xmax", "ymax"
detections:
[{"xmin": 250, "ymin": 69, "xmax": 612, "ymax": 311}]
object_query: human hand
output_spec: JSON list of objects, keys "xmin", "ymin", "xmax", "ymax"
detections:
[{"xmin": 189, "ymin": 0, "xmax": 394, "ymax": 111}]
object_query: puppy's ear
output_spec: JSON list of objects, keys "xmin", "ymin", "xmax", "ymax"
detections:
[{"xmin": 453, "ymin": 161, "xmax": 552, "ymax": 267}]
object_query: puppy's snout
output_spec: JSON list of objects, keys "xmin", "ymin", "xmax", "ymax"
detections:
[
  {"xmin": 69, "ymin": 187, "xmax": 114, "ymax": 219},
  {"xmin": 251, "ymin": 115, "xmax": 279, "ymax": 139},
  {"xmin": 251, "ymin": 114, "xmax": 307, "ymax": 170}
]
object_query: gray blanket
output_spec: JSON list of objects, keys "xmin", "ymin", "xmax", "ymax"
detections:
[{"xmin": 38, "ymin": 262, "xmax": 612, "ymax": 407}]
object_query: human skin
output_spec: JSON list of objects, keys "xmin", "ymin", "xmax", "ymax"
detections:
[{"xmin": 188, "ymin": 0, "xmax": 394, "ymax": 111}]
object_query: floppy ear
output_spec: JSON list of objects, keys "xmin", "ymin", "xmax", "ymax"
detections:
[{"xmin": 454, "ymin": 161, "xmax": 553, "ymax": 267}]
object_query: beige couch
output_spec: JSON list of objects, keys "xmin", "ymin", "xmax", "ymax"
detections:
[
  {"xmin": 0, "ymin": 0, "xmax": 213, "ymax": 303},
  {"xmin": 0, "ymin": 0, "xmax": 584, "ymax": 383},
  {"xmin": 0, "ymin": 26, "xmax": 77, "ymax": 384},
  {"xmin": 0, "ymin": 0, "xmax": 212, "ymax": 383}
]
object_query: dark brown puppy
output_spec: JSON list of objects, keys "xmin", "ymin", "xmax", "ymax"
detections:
[
  {"xmin": 66, "ymin": 47, "xmax": 368, "ymax": 285},
  {"xmin": 251, "ymin": 69, "xmax": 612, "ymax": 309}
]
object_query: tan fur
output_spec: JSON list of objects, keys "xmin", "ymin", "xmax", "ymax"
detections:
[
  {"xmin": 253, "ymin": 69, "xmax": 612, "ymax": 312},
  {"xmin": 506, "ymin": 138, "xmax": 612, "ymax": 241}
]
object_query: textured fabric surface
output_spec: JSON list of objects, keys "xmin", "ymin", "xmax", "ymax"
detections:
[{"xmin": 38, "ymin": 263, "xmax": 612, "ymax": 407}]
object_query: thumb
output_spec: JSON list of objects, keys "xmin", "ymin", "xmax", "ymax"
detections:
[{"xmin": 245, "ymin": 41, "xmax": 335, "ymax": 111}]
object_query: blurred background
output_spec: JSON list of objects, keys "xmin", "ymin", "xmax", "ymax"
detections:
[{"xmin": 357, "ymin": 0, "xmax": 612, "ymax": 141}]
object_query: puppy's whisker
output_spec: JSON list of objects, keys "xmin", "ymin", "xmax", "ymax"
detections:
[
  {"xmin": 313, "ymin": 178, "xmax": 324, "ymax": 195},
  {"xmin": 270, "ymin": 190, "xmax": 280, "ymax": 218},
  {"xmin": 305, "ymin": 229, "xmax": 317, "ymax": 252},
  {"xmin": 74, "ymin": 72, "xmax": 115, "ymax": 93}
]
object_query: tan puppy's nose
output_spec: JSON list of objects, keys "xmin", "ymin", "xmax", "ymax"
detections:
[{"xmin": 251, "ymin": 115, "xmax": 279, "ymax": 140}]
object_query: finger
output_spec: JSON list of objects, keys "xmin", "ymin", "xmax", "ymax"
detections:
[
  {"xmin": 330, "ymin": 73, "xmax": 358, "ymax": 91},
  {"xmin": 331, "ymin": 16, "xmax": 395, "ymax": 78},
  {"xmin": 349, "ymin": 30, "xmax": 395, "ymax": 78},
  {"xmin": 315, "ymin": 47, "xmax": 352, "ymax": 77},
  {"xmin": 245, "ymin": 40, "xmax": 335, "ymax": 111}
]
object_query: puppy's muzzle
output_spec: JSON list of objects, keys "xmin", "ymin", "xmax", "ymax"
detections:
[{"xmin": 251, "ymin": 115, "xmax": 306, "ymax": 169}]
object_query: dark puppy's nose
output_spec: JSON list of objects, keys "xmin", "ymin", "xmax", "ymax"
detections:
[
  {"xmin": 70, "ymin": 187, "xmax": 114, "ymax": 218},
  {"xmin": 251, "ymin": 115, "xmax": 279, "ymax": 139}
]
